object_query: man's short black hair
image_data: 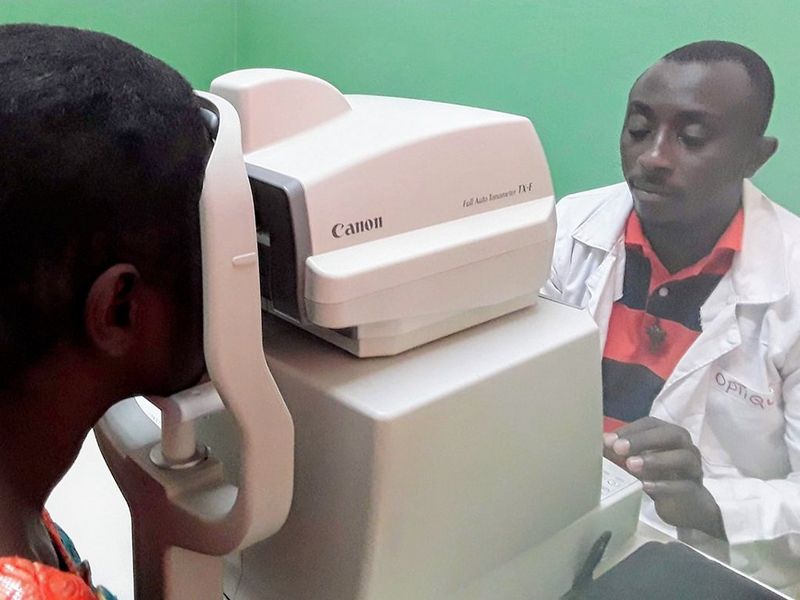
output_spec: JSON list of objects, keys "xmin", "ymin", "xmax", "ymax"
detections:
[
  {"xmin": 662, "ymin": 40, "xmax": 775, "ymax": 135},
  {"xmin": 0, "ymin": 24, "xmax": 211, "ymax": 386}
]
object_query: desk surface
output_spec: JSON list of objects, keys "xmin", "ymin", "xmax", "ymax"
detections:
[{"xmin": 599, "ymin": 522, "xmax": 797, "ymax": 599}]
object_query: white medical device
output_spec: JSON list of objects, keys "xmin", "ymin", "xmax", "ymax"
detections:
[
  {"xmin": 96, "ymin": 70, "xmax": 640, "ymax": 600},
  {"xmin": 211, "ymin": 69, "xmax": 556, "ymax": 357}
]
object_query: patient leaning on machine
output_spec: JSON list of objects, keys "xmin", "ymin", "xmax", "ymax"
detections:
[
  {"xmin": 0, "ymin": 24, "xmax": 211, "ymax": 598},
  {"xmin": 543, "ymin": 41, "xmax": 800, "ymax": 589}
]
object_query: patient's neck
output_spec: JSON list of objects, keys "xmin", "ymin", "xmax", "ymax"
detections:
[
  {"xmin": 0, "ymin": 482, "xmax": 58, "ymax": 567},
  {"xmin": 0, "ymin": 352, "xmax": 121, "ymax": 565}
]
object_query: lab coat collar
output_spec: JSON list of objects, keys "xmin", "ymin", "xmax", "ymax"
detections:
[
  {"xmin": 658, "ymin": 181, "xmax": 788, "ymax": 414},
  {"xmin": 728, "ymin": 179, "xmax": 789, "ymax": 305},
  {"xmin": 576, "ymin": 180, "xmax": 789, "ymax": 306},
  {"xmin": 572, "ymin": 183, "xmax": 633, "ymax": 252}
]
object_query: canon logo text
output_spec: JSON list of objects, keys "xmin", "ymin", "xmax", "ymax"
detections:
[{"xmin": 332, "ymin": 216, "xmax": 384, "ymax": 239}]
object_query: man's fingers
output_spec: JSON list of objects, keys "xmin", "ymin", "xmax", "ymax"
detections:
[
  {"xmin": 630, "ymin": 424, "xmax": 695, "ymax": 455},
  {"xmin": 641, "ymin": 479, "xmax": 697, "ymax": 497},
  {"xmin": 625, "ymin": 449, "xmax": 703, "ymax": 482},
  {"xmin": 610, "ymin": 421, "xmax": 695, "ymax": 457},
  {"xmin": 640, "ymin": 479, "xmax": 726, "ymax": 539},
  {"xmin": 614, "ymin": 416, "xmax": 667, "ymax": 437},
  {"xmin": 603, "ymin": 444, "xmax": 627, "ymax": 468},
  {"xmin": 603, "ymin": 416, "xmax": 665, "ymax": 452},
  {"xmin": 641, "ymin": 479, "xmax": 699, "ymax": 528}
]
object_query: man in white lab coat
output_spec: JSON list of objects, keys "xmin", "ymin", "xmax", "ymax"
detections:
[{"xmin": 543, "ymin": 41, "xmax": 800, "ymax": 588}]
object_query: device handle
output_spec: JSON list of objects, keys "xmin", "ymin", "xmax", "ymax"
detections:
[
  {"xmin": 96, "ymin": 91, "xmax": 294, "ymax": 599},
  {"xmin": 194, "ymin": 90, "xmax": 294, "ymax": 550}
]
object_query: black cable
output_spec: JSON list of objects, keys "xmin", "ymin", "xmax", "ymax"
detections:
[{"xmin": 561, "ymin": 530, "xmax": 613, "ymax": 598}]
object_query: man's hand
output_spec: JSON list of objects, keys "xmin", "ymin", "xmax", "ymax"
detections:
[{"xmin": 603, "ymin": 416, "xmax": 727, "ymax": 540}]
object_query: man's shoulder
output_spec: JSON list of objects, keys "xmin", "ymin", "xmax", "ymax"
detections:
[
  {"xmin": 773, "ymin": 204, "xmax": 800, "ymax": 280},
  {"xmin": 771, "ymin": 201, "xmax": 800, "ymax": 239},
  {"xmin": 558, "ymin": 181, "xmax": 629, "ymax": 207},
  {"xmin": 748, "ymin": 187, "xmax": 800, "ymax": 300},
  {"xmin": 756, "ymin": 189, "xmax": 800, "ymax": 257},
  {"xmin": 555, "ymin": 181, "xmax": 631, "ymax": 233}
]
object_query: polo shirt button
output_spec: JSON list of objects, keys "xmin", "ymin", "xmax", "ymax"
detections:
[{"xmin": 658, "ymin": 287, "xmax": 669, "ymax": 297}]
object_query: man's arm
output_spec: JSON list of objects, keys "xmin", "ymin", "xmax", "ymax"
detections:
[{"xmin": 606, "ymin": 341, "xmax": 800, "ymax": 549}]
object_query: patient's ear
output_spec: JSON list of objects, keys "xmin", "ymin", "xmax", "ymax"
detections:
[
  {"xmin": 84, "ymin": 264, "xmax": 142, "ymax": 357},
  {"xmin": 745, "ymin": 136, "xmax": 778, "ymax": 177}
]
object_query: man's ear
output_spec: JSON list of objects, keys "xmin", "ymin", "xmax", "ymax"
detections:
[
  {"xmin": 84, "ymin": 264, "xmax": 141, "ymax": 358},
  {"xmin": 745, "ymin": 136, "xmax": 778, "ymax": 177}
]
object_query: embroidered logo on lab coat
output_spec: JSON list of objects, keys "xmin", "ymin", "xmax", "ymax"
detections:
[{"xmin": 713, "ymin": 370, "xmax": 775, "ymax": 409}]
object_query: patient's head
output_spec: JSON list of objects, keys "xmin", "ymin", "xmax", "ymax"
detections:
[{"xmin": 0, "ymin": 24, "xmax": 211, "ymax": 398}]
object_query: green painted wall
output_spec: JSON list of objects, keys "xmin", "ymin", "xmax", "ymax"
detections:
[
  {"xmin": 236, "ymin": 0, "xmax": 800, "ymax": 210},
  {"xmin": 0, "ymin": 0, "xmax": 237, "ymax": 89},
  {"xmin": 4, "ymin": 2, "xmax": 798, "ymax": 210}
]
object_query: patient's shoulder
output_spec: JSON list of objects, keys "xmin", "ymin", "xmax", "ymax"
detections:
[{"xmin": 0, "ymin": 556, "xmax": 97, "ymax": 599}]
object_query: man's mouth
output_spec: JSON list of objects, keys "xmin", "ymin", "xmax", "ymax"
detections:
[{"xmin": 629, "ymin": 181, "xmax": 677, "ymax": 199}]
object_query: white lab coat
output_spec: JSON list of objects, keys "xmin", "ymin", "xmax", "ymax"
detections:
[{"xmin": 543, "ymin": 180, "xmax": 800, "ymax": 589}]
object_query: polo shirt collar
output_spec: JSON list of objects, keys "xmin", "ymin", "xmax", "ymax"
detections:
[{"xmin": 624, "ymin": 207, "xmax": 742, "ymax": 284}]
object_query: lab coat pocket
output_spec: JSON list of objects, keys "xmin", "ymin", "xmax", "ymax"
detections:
[{"xmin": 701, "ymin": 368, "xmax": 784, "ymax": 477}]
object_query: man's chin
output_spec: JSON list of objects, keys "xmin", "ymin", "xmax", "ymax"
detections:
[{"xmin": 633, "ymin": 198, "xmax": 681, "ymax": 227}]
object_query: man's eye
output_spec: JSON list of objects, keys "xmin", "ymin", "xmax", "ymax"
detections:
[
  {"xmin": 678, "ymin": 124, "xmax": 709, "ymax": 148},
  {"xmin": 627, "ymin": 128, "xmax": 649, "ymax": 141},
  {"xmin": 679, "ymin": 134, "xmax": 706, "ymax": 148}
]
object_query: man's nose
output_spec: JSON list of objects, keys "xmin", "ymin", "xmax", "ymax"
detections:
[{"xmin": 638, "ymin": 129, "xmax": 674, "ymax": 173}]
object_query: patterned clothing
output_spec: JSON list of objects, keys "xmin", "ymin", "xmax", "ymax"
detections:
[
  {"xmin": 0, "ymin": 512, "xmax": 117, "ymax": 600},
  {"xmin": 602, "ymin": 209, "xmax": 743, "ymax": 421}
]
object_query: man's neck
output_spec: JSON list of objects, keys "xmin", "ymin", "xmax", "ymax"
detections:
[{"xmin": 640, "ymin": 204, "xmax": 741, "ymax": 274}]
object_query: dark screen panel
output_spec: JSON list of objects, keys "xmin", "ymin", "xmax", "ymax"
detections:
[{"xmin": 249, "ymin": 177, "xmax": 300, "ymax": 320}]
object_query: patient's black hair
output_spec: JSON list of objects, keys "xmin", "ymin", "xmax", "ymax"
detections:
[
  {"xmin": 663, "ymin": 40, "xmax": 774, "ymax": 135},
  {"xmin": 0, "ymin": 24, "xmax": 210, "ymax": 386}
]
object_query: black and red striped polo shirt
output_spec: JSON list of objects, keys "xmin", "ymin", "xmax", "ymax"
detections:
[{"xmin": 602, "ymin": 209, "xmax": 743, "ymax": 422}]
